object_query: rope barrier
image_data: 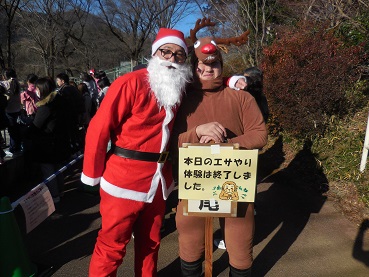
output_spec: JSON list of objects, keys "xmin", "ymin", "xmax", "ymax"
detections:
[
  {"xmin": 0, "ymin": 208, "xmax": 14, "ymax": 215},
  {"xmin": 11, "ymin": 153, "xmax": 84, "ymax": 209}
]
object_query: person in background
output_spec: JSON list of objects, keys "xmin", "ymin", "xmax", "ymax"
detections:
[
  {"xmin": 95, "ymin": 70, "xmax": 107, "ymax": 80},
  {"xmin": 1, "ymin": 68, "xmax": 22, "ymax": 154},
  {"xmin": 18, "ymin": 73, "xmax": 39, "ymax": 154},
  {"xmin": 76, "ymin": 83, "xmax": 92, "ymax": 150},
  {"xmin": 81, "ymin": 28, "xmax": 191, "ymax": 277},
  {"xmin": 0, "ymin": 85, "xmax": 8, "ymax": 164},
  {"xmin": 0, "ymin": 130, "xmax": 6, "ymax": 149},
  {"xmin": 81, "ymin": 71, "xmax": 99, "ymax": 121},
  {"xmin": 81, "ymin": 71, "xmax": 99, "ymax": 101},
  {"xmin": 26, "ymin": 77, "xmax": 73, "ymax": 203},
  {"xmin": 77, "ymin": 82, "xmax": 92, "ymax": 130},
  {"xmin": 20, "ymin": 74, "xmax": 39, "ymax": 123},
  {"xmin": 56, "ymin": 72, "xmax": 83, "ymax": 107},
  {"xmin": 56, "ymin": 72, "xmax": 84, "ymax": 153},
  {"xmin": 90, "ymin": 68, "xmax": 103, "ymax": 93},
  {"xmin": 172, "ymin": 36, "xmax": 268, "ymax": 277},
  {"xmin": 244, "ymin": 67, "xmax": 269, "ymax": 123},
  {"xmin": 133, "ymin": 63, "xmax": 147, "ymax": 71},
  {"xmin": 69, "ymin": 80, "xmax": 78, "ymax": 88},
  {"xmin": 89, "ymin": 68, "xmax": 98, "ymax": 89},
  {"xmin": 97, "ymin": 76, "xmax": 110, "ymax": 105},
  {"xmin": 89, "ymin": 68, "xmax": 96, "ymax": 78}
]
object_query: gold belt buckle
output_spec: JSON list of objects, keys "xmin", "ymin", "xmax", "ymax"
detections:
[{"xmin": 158, "ymin": 151, "xmax": 169, "ymax": 163}]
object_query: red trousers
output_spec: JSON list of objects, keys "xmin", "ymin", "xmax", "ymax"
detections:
[
  {"xmin": 89, "ymin": 187, "xmax": 166, "ymax": 277},
  {"xmin": 176, "ymin": 201, "xmax": 254, "ymax": 270}
]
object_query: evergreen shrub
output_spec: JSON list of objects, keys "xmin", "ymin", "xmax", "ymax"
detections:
[{"xmin": 261, "ymin": 21, "xmax": 367, "ymax": 138}]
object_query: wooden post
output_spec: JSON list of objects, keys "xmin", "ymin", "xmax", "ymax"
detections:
[{"xmin": 204, "ymin": 217, "xmax": 213, "ymax": 277}]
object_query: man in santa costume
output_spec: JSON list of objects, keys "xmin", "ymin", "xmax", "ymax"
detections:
[{"xmin": 81, "ymin": 28, "xmax": 192, "ymax": 276}]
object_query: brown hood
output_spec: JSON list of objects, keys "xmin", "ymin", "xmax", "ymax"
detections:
[
  {"xmin": 191, "ymin": 37, "xmax": 223, "ymax": 66},
  {"xmin": 190, "ymin": 37, "xmax": 224, "ymax": 92}
]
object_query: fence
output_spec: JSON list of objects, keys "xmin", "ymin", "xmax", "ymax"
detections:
[
  {"xmin": 104, "ymin": 58, "xmax": 148, "ymax": 81},
  {"xmin": 105, "ymin": 63, "xmax": 130, "ymax": 81}
]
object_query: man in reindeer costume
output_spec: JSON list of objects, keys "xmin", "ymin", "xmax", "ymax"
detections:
[
  {"xmin": 81, "ymin": 28, "xmax": 192, "ymax": 276},
  {"xmin": 173, "ymin": 18, "xmax": 267, "ymax": 277}
]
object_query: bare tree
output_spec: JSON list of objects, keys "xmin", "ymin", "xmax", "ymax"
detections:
[
  {"xmin": 0, "ymin": 12, "xmax": 7, "ymax": 69},
  {"xmin": 17, "ymin": 1, "xmax": 63, "ymax": 76},
  {"xmin": 0, "ymin": 0, "xmax": 23, "ymax": 68},
  {"xmin": 49, "ymin": 0, "xmax": 92, "ymax": 59},
  {"xmin": 97, "ymin": 0, "xmax": 195, "ymax": 67},
  {"xmin": 154, "ymin": 0, "xmax": 196, "ymax": 29},
  {"xmin": 50, "ymin": 0, "xmax": 94, "ymax": 72},
  {"xmin": 17, "ymin": 0, "xmax": 92, "ymax": 77},
  {"xmin": 304, "ymin": 0, "xmax": 369, "ymax": 33},
  {"xmin": 303, "ymin": 0, "xmax": 369, "ymax": 78},
  {"xmin": 198, "ymin": 0, "xmax": 276, "ymax": 68}
]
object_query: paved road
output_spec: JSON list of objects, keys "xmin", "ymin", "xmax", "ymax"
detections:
[{"xmin": 14, "ymin": 167, "xmax": 368, "ymax": 277}]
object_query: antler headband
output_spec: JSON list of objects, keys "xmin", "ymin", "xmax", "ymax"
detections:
[
  {"xmin": 190, "ymin": 17, "xmax": 250, "ymax": 46},
  {"xmin": 190, "ymin": 17, "xmax": 250, "ymax": 64}
]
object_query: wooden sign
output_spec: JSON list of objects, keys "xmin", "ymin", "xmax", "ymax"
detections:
[
  {"xmin": 178, "ymin": 143, "xmax": 259, "ymax": 277},
  {"xmin": 178, "ymin": 143, "xmax": 258, "ymax": 206}
]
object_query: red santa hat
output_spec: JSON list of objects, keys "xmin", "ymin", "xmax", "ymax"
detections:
[{"xmin": 151, "ymin": 28, "xmax": 188, "ymax": 56}]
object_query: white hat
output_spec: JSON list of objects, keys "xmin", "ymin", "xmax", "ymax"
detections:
[{"xmin": 151, "ymin": 28, "xmax": 188, "ymax": 56}]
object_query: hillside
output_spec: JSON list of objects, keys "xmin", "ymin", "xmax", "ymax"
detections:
[{"xmin": 260, "ymin": 106, "xmax": 369, "ymax": 226}]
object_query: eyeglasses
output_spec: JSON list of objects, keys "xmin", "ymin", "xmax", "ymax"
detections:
[{"xmin": 158, "ymin": 48, "xmax": 187, "ymax": 63}]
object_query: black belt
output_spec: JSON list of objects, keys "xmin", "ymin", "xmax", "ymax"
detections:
[{"xmin": 111, "ymin": 145, "xmax": 170, "ymax": 163}]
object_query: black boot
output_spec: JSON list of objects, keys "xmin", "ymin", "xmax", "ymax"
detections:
[
  {"xmin": 229, "ymin": 264, "xmax": 252, "ymax": 277},
  {"xmin": 180, "ymin": 258, "xmax": 202, "ymax": 277}
]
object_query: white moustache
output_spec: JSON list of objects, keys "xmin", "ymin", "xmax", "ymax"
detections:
[{"xmin": 159, "ymin": 60, "xmax": 179, "ymax": 68}]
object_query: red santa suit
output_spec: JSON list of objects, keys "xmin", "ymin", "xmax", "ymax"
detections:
[
  {"xmin": 81, "ymin": 68, "xmax": 175, "ymax": 201},
  {"xmin": 81, "ymin": 68, "xmax": 177, "ymax": 277}
]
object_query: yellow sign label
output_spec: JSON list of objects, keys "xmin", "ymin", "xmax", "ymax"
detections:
[{"xmin": 178, "ymin": 145, "xmax": 258, "ymax": 202}]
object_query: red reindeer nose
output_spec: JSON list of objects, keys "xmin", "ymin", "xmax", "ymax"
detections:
[{"xmin": 201, "ymin": 43, "xmax": 217, "ymax": 54}]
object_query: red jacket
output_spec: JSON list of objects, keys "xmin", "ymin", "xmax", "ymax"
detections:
[{"xmin": 81, "ymin": 69, "xmax": 177, "ymax": 203}]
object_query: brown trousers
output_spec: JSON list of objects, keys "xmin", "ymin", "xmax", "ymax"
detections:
[{"xmin": 176, "ymin": 200, "xmax": 254, "ymax": 270}]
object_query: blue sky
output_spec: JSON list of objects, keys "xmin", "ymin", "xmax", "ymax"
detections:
[
  {"xmin": 176, "ymin": 15, "xmax": 198, "ymax": 36},
  {"xmin": 174, "ymin": 6, "xmax": 203, "ymax": 37}
]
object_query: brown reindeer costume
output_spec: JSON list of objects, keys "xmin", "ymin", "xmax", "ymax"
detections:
[{"xmin": 173, "ymin": 18, "xmax": 267, "ymax": 277}]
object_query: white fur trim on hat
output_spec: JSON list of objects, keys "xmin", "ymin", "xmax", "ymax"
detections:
[{"xmin": 152, "ymin": 28, "xmax": 188, "ymax": 56}]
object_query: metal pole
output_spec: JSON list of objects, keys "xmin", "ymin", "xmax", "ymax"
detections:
[{"xmin": 360, "ymin": 112, "xmax": 369, "ymax": 172}]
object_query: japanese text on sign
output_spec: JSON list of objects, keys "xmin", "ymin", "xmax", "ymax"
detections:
[{"xmin": 178, "ymin": 146, "xmax": 258, "ymax": 202}]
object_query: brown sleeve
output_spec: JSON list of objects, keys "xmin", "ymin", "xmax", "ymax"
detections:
[{"xmin": 228, "ymin": 95, "xmax": 268, "ymax": 149}]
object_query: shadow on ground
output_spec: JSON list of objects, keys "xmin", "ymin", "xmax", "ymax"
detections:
[
  {"xmin": 353, "ymin": 219, "xmax": 369, "ymax": 267},
  {"xmin": 198, "ymin": 136, "xmax": 329, "ymax": 276},
  {"xmin": 9, "ymin": 136, "xmax": 337, "ymax": 276},
  {"xmin": 15, "ymin": 165, "xmax": 101, "ymax": 274}
]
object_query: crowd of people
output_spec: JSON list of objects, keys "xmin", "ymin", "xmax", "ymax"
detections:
[
  {"xmin": 1, "ymin": 24, "xmax": 270, "ymax": 277},
  {"xmin": 0, "ymin": 68, "xmax": 110, "ymax": 202}
]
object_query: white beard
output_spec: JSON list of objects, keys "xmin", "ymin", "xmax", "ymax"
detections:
[{"xmin": 147, "ymin": 56, "xmax": 192, "ymax": 109}]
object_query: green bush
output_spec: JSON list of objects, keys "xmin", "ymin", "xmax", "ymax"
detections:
[{"xmin": 261, "ymin": 21, "xmax": 367, "ymax": 139}]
